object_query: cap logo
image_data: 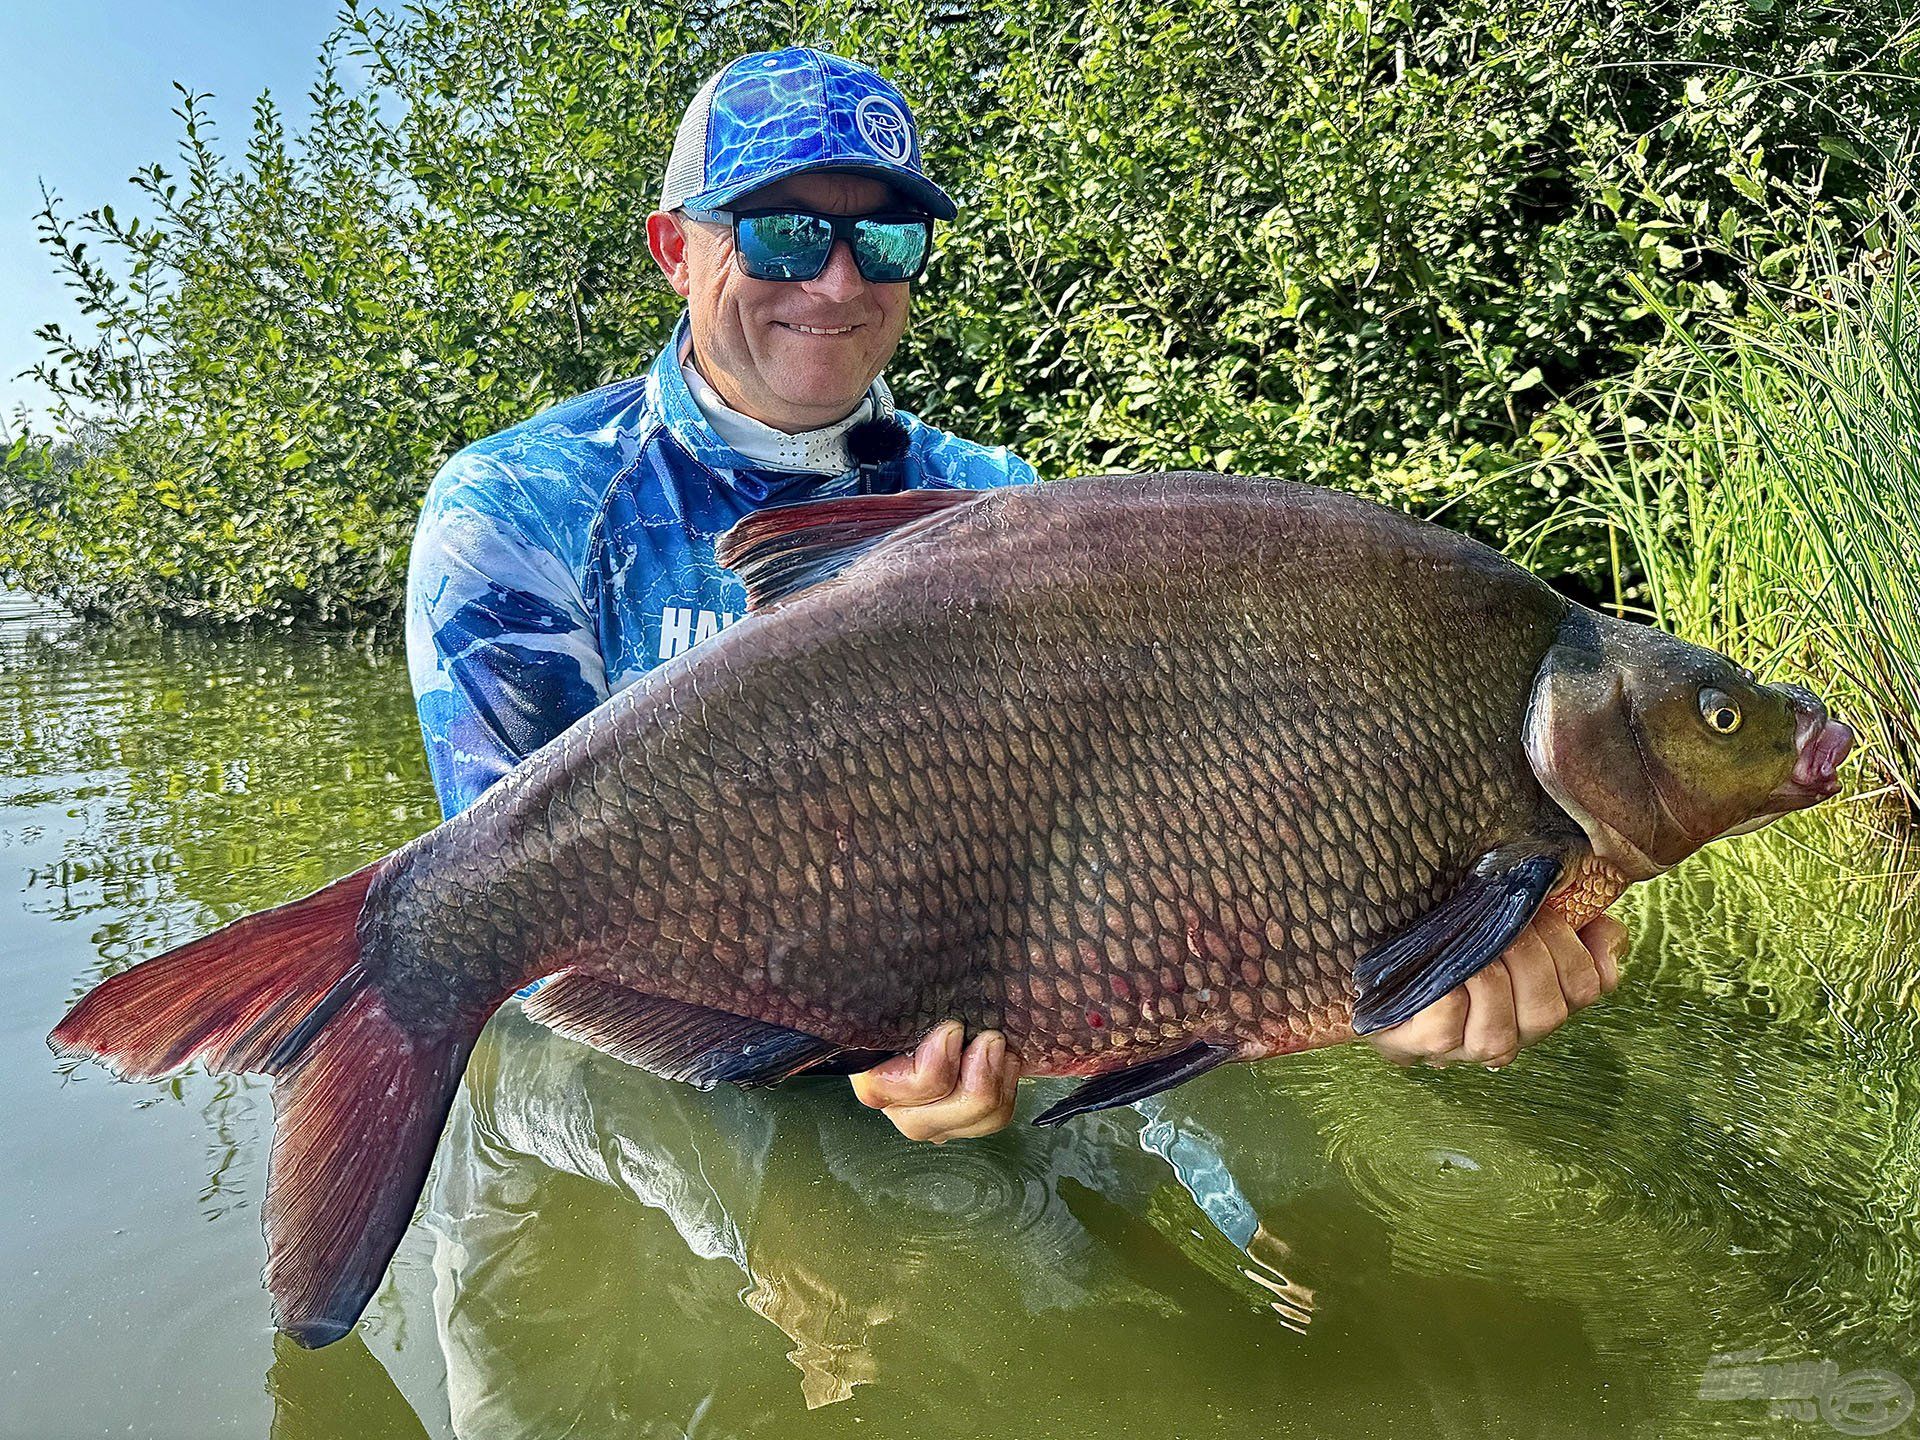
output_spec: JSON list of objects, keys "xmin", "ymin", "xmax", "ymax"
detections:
[{"xmin": 854, "ymin": 95, "xmax": 913, "ymax": 164}]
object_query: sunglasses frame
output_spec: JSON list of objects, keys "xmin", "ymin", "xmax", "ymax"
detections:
[{"xmin": 682, "ymin": 204, "xmax": 935, "ymax": 284}]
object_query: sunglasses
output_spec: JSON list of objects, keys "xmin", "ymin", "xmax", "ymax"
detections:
[{"xmin": 682, "ymin": 205, "xmax": 934, "ymax": 283}]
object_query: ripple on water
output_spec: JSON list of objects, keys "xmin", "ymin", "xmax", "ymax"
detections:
[
  {"xmin": 1292, "ymin": 840, "xmax": 1920, "ymax": 1369},
  {"xmin": 815, "ymin": 1115, "xmax": 1107, "ymax": 1282},
  {"xmin": 1332, "ymin": 1098, "xmax": 1714, "ymax": 1278}
]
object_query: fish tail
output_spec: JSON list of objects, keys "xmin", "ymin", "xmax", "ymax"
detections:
[{"xmin": 48, "ymin": 861, "xmax": 488, "ymax": 1347}]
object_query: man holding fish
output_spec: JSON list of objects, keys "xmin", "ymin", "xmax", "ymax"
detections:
[
  {"xmin": 403, "ymin": 46, "xmax": 1627, "ymax": 1142},
  {"xmin": 56, "ymin": 48, "xmax": 1862, "ymax": 1356}
]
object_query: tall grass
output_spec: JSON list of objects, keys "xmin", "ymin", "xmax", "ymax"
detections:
[{"xmin": 1529, "ymin": 228, "xmax": 1920, "ymax": 826}]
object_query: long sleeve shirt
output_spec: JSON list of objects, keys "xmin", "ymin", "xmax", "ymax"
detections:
[{"xmin": 405, "ymin": 311, "xmax": 1035, "ymax": 819}]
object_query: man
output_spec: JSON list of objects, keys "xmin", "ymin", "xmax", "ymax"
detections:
[{"xmin": 405, "ymin": 47, "xmax": 1626, "ymax": 1145}]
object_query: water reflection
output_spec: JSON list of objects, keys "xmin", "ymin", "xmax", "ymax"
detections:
[
  {"xmin": 268, "ymin": 1333, "xmax": 434, "ymax": 1440},
  {"xmin": 6, "ymin": 593, "xmax": 1920, "ymax": 1438},
  {"xmin": 419, "ymin": 1008, "xmax": 1308, "ymax": 1427},
  {"xmin": 0, "ymin": 595, "xmax": 436, "ymax": 954}
]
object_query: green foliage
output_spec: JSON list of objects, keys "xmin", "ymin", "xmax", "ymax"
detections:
[
  {"xmin": 901, "ymin": 0, "xmax": 1918, "ymax": 542},
  {"xmin": 5, "ymin": 0, "xmax": 1917, "ymax": 623},
  {"xmin": 1524, "ymin": 225, "xmax": 1920, "ymax": 820}
]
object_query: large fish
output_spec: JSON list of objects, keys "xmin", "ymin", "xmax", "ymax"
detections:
[{"xmin": 51, "ymin": 474, "xmax": 1854, "ymax": 1345}]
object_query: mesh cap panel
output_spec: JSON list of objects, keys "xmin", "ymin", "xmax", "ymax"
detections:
[{"xmin": 660, "ymin": 68, "xmax": 726, "ymax": 210}]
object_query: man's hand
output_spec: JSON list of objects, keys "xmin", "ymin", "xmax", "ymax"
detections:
[
  {"xmin": 850, "ymin": 1020, "xmax": 1020, "ymax": 1142},
  {"xmin": 1364, "ymin": 911, "xmax": 1627, "ymax": 1069},
  {"xmin": 849, "ymin": 911, "xmax": 1623, "ymax": 1135}
]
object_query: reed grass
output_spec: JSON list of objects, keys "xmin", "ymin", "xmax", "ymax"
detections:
[{"xmin": 1526, "ymin": 226, "xmax": 1920, "ymax": 826}]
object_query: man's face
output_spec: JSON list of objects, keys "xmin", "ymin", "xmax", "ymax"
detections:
[{"xmin": 646, "ymin": 172, "xmax": 915, "ymax": 433}]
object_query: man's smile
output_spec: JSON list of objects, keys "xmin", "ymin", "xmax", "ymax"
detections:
[{"xmin": 773, "ymin": 320, "xmax": 862, "ymax": 336}]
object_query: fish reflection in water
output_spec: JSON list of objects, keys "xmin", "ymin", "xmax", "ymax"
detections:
[{"xmin": 413, "ymin": 1007, "xmax": 1312, "ymax": 1424}]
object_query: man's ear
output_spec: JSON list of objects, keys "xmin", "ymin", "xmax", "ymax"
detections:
[{"xmin": 646, "ymin": 210, "xmax": 694, "ymax": 298}]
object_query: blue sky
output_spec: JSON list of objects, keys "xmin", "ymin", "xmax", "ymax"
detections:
[{"xmin": 1, "ymin": 1, "xmax": 345, "ymax": 432}]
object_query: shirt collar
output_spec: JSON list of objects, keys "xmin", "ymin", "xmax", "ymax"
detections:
[
  {"xmin": 645, "ymin": 312, "xmax": 896, "ymax": 502},
  {"xmin": 678, "ymin": 331, "xmax": 872, "ymax": 474}
]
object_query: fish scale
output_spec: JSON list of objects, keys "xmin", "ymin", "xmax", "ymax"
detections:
[{"xmin": 363, "ymin": 474, "xmax": 1566, "ymax": 1070}]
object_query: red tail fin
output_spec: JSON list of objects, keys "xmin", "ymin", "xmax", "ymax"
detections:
[
  {"xmin": 50, "ymin": 864, "xmax": 383, "ymax": 1079},
  {"xmin": 49, "ymin": 862, "xmax": 491, "ymax": 1347},
  {"xmin": 259, "ymin": 976, "xmax": 477, "ymax": 1345}
]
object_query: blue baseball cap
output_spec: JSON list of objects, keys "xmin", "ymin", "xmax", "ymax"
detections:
[{"xmin": 659, "ymin": 48, "xmax": 957, "ymax": 221}]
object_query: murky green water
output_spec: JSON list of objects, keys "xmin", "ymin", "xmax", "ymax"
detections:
[{"xmin": 4, "ymin": 591, "xmax": 1919, "ymax": 1439}]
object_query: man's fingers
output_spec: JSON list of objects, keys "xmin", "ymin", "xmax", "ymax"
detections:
[
  {"xmin": 1526, "ymin": 905, "xmax": 1601, "ymax": 1012},
  {"xmin": 1580, "ymin": 914, "xmax": 1629, "ymax": 994},
  {"xmin": 960, "ymin": 1031, "xmax": 1006, "ymax": 1104},
  {"xmin": 850, "ymin": 1020, "xmax": 962, "ymax": 1110},
  {"xmin": 1454, "ymin": 958, "xmax": 1518, "ymax": 1067},
  {"xmin": 882, "ymin": 1032, "xmax": 1018, "ymax": 1142},
  {"xmin": 1502, "ymin": 921, "xmax": 1572, "ymax": 1045},
  {"xmin": 1363, "ymin": 988, "xmax": 1468, "ymax": 1067},
  {"xmin": 998, "ymin": 1037, "xmax": 1023, "ymax": 1115},
  {"xmin": 1363, "ymin": 913, "xmax": 1629, "ymax": 1073}
]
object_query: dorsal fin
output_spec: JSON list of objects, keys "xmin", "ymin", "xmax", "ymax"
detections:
[{"xmin": 716, "ymin": 487, "xmax": 988, "ymax": 611}]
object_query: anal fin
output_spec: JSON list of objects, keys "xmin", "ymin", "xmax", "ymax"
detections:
[
  {"xmin": 1032, "ymin": 1041, "xmax": 1237, "ymax": 1127},
  {"xmin": 522, "ymin": 974, "xmax": 854, "ymax": 1088},
  {"xmin": 1351, "ymin": 842, "xmax": 1570, "ymax": 1035}
]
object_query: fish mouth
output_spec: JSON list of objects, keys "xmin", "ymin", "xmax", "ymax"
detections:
[{"xmin": 1767, "ymin": 692, "xmax": 1856, "ymax": 812}]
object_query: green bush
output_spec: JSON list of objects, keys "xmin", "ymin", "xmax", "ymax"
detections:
[
  {"xmin": 7, "ymin": 0, "xmax": 1916, "ymax": 623},
  {"xmin": 1522, "ymin": 226, "xmax": 1920, "ymax": 817}
]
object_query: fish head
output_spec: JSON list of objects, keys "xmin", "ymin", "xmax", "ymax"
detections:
[{"xmin": 1524, "ymin": 609, "xmax": 1854, "ymax": 881}]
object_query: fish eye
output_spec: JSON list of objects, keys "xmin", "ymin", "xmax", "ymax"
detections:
[{"xmin": 1699, "ymin": 687, "xmax": 1742, "ymax": 734}]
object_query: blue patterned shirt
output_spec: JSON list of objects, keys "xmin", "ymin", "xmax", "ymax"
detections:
[{"xmin": 406, "ymin": 312, "xmax": 1036, "ymax": 817}]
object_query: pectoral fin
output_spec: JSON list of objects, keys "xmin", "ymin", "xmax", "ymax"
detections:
[
  {"xmin": 1350, "ymin": 842, "xmax": 1571, "ymax": 1035},
  {"xmin": 1032, "ymin": 1040, "xmax": 1237, "ymax": 1126}
]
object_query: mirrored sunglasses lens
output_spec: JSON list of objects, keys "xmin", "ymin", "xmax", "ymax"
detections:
[
  {"xmin": 737, "ymin": 212, "xmax": 832, "ymax": 279},
  {"xmin": 853, "ymin": 220, "xmax": 929, "ymax": 280}
]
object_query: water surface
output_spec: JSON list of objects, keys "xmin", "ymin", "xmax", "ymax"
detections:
[{"xmin": 3, "ymin": 593, "xmax": 1916, "ymax": 1439}]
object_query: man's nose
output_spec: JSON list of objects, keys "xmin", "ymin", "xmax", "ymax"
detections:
[{"xmin": 801, "ymin": 238, "xmax": 866, "ymax": 301}]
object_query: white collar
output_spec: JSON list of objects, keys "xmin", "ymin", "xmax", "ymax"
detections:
[{"xmin": 678, "ymin": 335, "xmax": 873, "ymax": 474}]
